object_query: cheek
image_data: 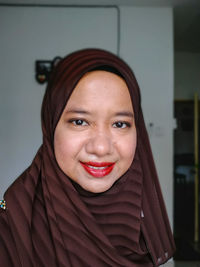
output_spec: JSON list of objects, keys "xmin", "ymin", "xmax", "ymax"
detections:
[
  {"xmin": 54, "ymin": 130, "xmax": 84, "ymax": 164},
  {"xmin": 118, "ymin": 133, "xmax": 137, "ymax": 163}
]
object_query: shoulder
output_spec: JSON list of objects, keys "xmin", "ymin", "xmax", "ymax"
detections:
[
  {"xmin": 0, "ymin": 201, "xmax": 8, "ymax": 225},
  {"xmin": 0, "ymin": 200, "xmax": 9, "ymax": 230},
  {"xmin": 0, "ymin": 204, "xmax": 12, "ymax": 243},
  {"xmin": 0, "ymin": 205, "xmax": 21, "ymax": 266}
]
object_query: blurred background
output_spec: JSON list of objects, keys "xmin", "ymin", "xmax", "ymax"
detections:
[{"xmin": 0, "ymin": 0, "xmax": 200, "ymax": 266}]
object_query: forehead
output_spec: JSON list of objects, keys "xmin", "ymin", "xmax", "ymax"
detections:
[{"xmin": 65, "ymin": 70, "xmax": 133, "ymax": 110}]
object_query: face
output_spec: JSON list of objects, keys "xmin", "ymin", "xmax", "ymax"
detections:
[{"xmin": 54, "ymin": 70, "xmax": 137, "ymax": 193}]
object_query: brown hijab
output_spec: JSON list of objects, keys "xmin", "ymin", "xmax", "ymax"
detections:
[{"xmin": 0, "ymin": 49, "xmax": 175, "ymax": 266}]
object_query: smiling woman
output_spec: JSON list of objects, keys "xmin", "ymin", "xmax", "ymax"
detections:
[{"xmin": 0, "ymin": 48, "xmax": 175, "ymax": 266}]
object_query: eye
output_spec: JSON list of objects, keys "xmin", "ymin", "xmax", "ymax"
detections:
[
  {"xmin": 113, "ymin": 121, "xmax": 131, "ymax": 129},
  {"xmin": 69, "ymin": 119, "xmax": 88, "ymax": 126}
]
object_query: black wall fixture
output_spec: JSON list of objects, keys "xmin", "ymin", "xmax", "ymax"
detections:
[{"xmin": 35, "ymin": 56, "xmax": 61, "ymax": 84}]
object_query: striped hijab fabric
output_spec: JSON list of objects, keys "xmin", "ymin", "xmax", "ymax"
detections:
[{"xmin": 0, "ymin": 49, "xmax": 175, "ymax": 266}]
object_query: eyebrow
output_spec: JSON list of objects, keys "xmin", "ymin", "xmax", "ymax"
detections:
[
  {"xmin": 64, "ymin": 109, "xmax": 90, "ymax": 115},
  {"xmin": 114, "ymin": 111, "xmax": 134, "ymax": 118},
  {"xmin": 65, "ymin": 109, "xmax": 134, "ymax": 118}
]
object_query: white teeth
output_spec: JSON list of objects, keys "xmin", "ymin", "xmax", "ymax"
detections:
[{"xmin": 88, "ymin": 165, "xmax": 107, "ymax": 170}]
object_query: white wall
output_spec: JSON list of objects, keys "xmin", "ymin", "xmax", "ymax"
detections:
[
  {"xmin": 120, "ymin": 7, "xmax": 174, "ymax": 225},
  {"xmin": 175, "ymin": 51, "xmax": 200, "ymax": 99},
  {"xmin": 0, "ymin": 6, "xmax": 174, "ymax": 231}
]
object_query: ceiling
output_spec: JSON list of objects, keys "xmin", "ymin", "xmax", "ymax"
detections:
[
  {"xmin": 0, "ymin": 0, "xmax": 199, "ymax": 6},
  {"xmin": 0, "ymin": 0, "xmax": 200, "ymax": 52}
]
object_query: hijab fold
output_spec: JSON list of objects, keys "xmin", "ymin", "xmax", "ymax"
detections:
[{"xmin": 0, "ymin": 48, "xmax": 175, "ymax": 266}]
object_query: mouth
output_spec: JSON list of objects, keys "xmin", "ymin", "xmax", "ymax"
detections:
[{"xmin": 80, "ymin": 161, "xmax": 115, "ymax": 178}]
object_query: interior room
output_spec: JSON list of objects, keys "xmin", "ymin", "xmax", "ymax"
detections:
[{"xmin": 0, "ymin": 0, "xmax": 200, "ymax": 266}]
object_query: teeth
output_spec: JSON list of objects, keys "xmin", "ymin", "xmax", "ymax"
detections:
[{"xmin": 88, "ymin": 165, "xmax": 107, "ymax": 170}]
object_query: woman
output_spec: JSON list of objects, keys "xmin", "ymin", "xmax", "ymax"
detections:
[{"xmin": 0, "ymin": 48, "xmax": 175, "ymax": 266}]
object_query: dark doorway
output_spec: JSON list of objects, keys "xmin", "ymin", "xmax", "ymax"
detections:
[{"xmin": 174, "ymin": 100, "xmax": 200, "ymax": 260}]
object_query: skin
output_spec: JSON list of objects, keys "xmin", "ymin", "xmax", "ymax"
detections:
[{"xmin": 54, "ymin": 70, "xmax": 137, "ymax": 193}]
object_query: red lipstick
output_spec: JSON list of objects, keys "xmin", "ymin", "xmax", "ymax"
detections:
[{"xmin": 80, "ymin": 161, "xmax": 115, "ymax": 178}]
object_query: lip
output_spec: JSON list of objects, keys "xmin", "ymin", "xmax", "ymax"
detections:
[{"xmin": 80, "ymin": 161, "xmax": 115, "ymax": 178}]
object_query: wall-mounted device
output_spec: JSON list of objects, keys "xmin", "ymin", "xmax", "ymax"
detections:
[{"xmin": 35, "ymin": 57, "xmax": 61, "ymax": 84}]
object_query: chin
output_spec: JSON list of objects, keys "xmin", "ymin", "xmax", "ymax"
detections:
[{"xmin": 83, "ymin": 181, "xmax": 114, "ymax": 194}]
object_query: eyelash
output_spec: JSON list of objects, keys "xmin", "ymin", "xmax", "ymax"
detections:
[
  {"xmin": 113, "ymin": 121, "xmax": 131, "ymax": 129},
  {"xmin": 68, "ymin": 119, "xmax": 88, "ymax": 126},
  {"xmin": 68, "ymin": 119, "xmax": 131, "ymax": 129}
]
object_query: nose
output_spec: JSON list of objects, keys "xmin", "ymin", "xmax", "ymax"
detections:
[{"xmin": 85, "ymin": 131, "xmax": 113, "ymax": 157}]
